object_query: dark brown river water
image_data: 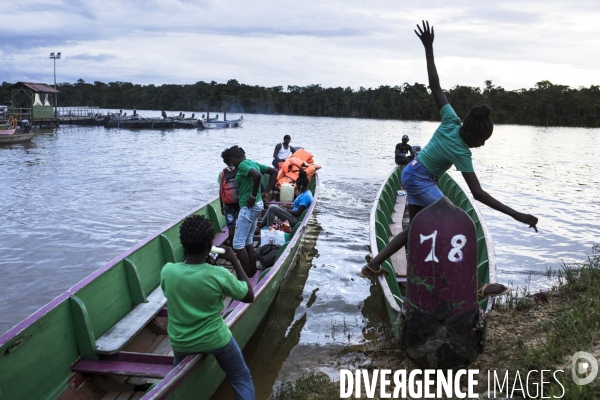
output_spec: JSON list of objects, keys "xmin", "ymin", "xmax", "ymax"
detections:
[{"xmin": 1, "ymin": 111, "xmax": 599, "ymax": 397}]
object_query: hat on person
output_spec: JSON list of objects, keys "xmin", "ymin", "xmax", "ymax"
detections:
[{"xmin": 402, "ymin": 134, "xmax": 409, "ymax": 141}]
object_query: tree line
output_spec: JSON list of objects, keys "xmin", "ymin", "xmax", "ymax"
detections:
[{"xmin": 2, "ymin": 79, "xmax": 600, "ymax": 127}]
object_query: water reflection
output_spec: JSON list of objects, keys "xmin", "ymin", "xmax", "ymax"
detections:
[{"xmin": 213, "ymin": 218, "xmax": 322, "ymax": 399}]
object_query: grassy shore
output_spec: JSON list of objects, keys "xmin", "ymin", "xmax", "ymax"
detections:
[{"xmin": 272, "ymin": 246, "xmax": 600, "ymax": 399}]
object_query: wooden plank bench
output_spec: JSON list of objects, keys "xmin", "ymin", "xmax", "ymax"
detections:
[
  {"xmin": 72, "ymin": 352, "xmax": 173, "ymax": 379},
  {"xmin": 95, "ymin": 227, "xmax": 230, "ymax": 355},
  {"xmin": 95, "ymin": 288, "xmax": 168, "ymax": 355}
]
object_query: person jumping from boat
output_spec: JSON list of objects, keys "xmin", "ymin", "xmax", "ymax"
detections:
[
  {"xmin": 257, "ymin": 169, "xmax": 313, "ymax": 229},
  {"xmin": 272, "ymin": 135, "xmax": 296, "ymax": 168},
  {"xmin": 395, "ymin": 134, "xmax": 414, "ymax": 165},
  {"xmin": 160, "ymin": 215, "xmax": 255, "ymax": 400},
  {"xmin": 218, "ymin": 148, "xmax": 240, "ymax": 246},
  {"xmin": 228, "ymin": 145, "xmax": 278, "ymax": 276},
  {"xmin": 360, "ymin": 21, "xmax": 539, "ymax": 298}
]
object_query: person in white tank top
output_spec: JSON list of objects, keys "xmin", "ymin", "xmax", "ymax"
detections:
[{"xmin": 272, "ymin": 135, "xmax": 296, "ymax": 168}]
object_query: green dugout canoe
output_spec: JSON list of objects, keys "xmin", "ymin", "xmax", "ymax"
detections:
[
  {"xmin": 369, "ymin": 166, "xmax": 496, "ymax": 368},
  {"xmin": 0, "ymin": 174, "xmax": 318, "ymax": 400}
]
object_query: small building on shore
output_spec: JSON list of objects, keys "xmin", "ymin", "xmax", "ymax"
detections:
[{"xmin": 5, "ymin": 82, "xmax": 60, "ymax": 127}]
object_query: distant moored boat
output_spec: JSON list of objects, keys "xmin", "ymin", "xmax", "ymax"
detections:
[{"xmin": 198, "ymin": 113, "xmax": 244, "ymax": 130}]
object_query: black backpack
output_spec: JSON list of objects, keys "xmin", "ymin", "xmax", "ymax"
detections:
[{"xmin": 258, "ymin": 244, "xmax": 281, "ymax": 268}]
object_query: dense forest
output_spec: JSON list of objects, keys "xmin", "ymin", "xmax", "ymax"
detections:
[{"xmin": 2, "ymin": 79, "xmax": 600, "ymax": 127}]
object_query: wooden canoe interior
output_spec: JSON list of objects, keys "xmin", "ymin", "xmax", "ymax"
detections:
[
  {"xmin": 0, "ymin": 176, "xmax": 317, "ymax": 400},
  {"xmin": 372, "ymin": 168, "xmax": 491, "ymax": 310}
]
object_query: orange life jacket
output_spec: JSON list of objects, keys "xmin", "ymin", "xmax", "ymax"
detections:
[{"xmin": 275, "ymin": 150, "xmax": 320, "ymax": 189}]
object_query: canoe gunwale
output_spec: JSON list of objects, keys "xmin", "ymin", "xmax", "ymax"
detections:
[
  {"xmin": 0, "ymin": 200, "xmax": 210, "ymax": 348},
  {"xmin": 368, "ymin": 167, "xmax": 497, "ymax": 327},
  {"xmin": 368, "ymin": 167, "xmax": 404, "ymax": 316},
  {"xmin": 0, "ymin": 132, "xmax": 34, "ymax": 144}
]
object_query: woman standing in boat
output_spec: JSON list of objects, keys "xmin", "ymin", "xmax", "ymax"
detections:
[
  {"xmin": 160, "ymin": 215, "xmax": 255, "ymax": 400},
  {"xmin": 360, "ymin": 21, "xmax": 538, "ymax": 295},
  {"xmin": 228, "ymin": 145, "xmax": 278, "ymax": 276}
]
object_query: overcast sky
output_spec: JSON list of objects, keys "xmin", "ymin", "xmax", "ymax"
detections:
[{"xmin": 1, "ymin": 0, "xmax": 599, "ymax": 91}]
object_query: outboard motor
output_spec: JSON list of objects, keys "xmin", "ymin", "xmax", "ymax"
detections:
[{"xmin": 21, "ymin": 119, "xmax": 32, "ymax": 133}]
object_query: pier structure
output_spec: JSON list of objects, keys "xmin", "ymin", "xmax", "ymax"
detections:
[
  {"xmin": 56, "ymin": 107, "xmax": 104, "ymax": 124},
  {"xmin": 5, "ymin": 82, "xmax": 60, "ymax": 128}
]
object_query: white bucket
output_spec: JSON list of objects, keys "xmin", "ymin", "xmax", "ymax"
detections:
[{"xmin": 280, "ymin": 183, "xmax": 295, "ymax": 202}]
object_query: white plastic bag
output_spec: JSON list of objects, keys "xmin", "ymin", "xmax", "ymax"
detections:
[{"xmin": 261, "ymin": 228, "xmax": 286, "ymax": 246}]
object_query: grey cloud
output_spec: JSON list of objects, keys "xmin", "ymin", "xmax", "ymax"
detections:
[
  {"xmin": 69, "ymin": 53, "xmax": 117, "ymax": 62},
  {"xmin": 465, "ymin": 7, "xmax": 540, "ymax": 24},
  {"xmin": 0, "ymin": 35, "xmax": 78, "ymax": 52},
  {"xmin": 18, "ymin": 1, "xmax": 96, "ymax": 20}
]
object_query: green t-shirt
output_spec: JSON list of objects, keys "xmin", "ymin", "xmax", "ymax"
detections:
[
  {"xmin": 418, "ymin": 104, "xmax": 474, "ymax": 177},
  {"xmin": 160, "ymin": 262, "xmax": 248, "ymax": 352},
  {"xmin": 236, "ymin": 159, "xmax": 269, "ymax": 207}
]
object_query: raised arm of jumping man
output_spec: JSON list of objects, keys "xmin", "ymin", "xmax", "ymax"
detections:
[{"xmin": 415, "ymin": 20, "xmax": 448, "ymax": 111}]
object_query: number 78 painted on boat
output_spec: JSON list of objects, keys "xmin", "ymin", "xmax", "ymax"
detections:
[{"xmin": 402, "ymin": 197, "xmax": 483, "ymax": 369}]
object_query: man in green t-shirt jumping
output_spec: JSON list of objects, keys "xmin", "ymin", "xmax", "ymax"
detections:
[{"xmin": 160, "ymin": 215, "xmax": 255, "ymax": 400}]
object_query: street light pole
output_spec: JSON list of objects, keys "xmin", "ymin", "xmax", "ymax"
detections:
[{"xmin": 49, "ymin": 52, "xmax": 61, "ymax": 117}]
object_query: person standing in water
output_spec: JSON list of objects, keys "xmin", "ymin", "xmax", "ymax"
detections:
[{"xmin": 360, "ymin": 21, "xmax": 538, "ymax": 297}]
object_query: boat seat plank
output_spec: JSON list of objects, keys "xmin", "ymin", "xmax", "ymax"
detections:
[
  {"xmin": 95, "ymin": 288, "xmax": 166, "ymax": 355},
  {"xmin": 389, "ymin": 194, "xmax": 407, "ymax": 277},
  {"xmin": 72, "ymin": 359, "xmax": 171, "ymax": 379},
  {"xmin": 130, "ymin": 392, "xmax": 146, "ymax": 400},
  {"xmin": 101, "ymin": 392, "xmax": 124, "ymax": 400},
  {"xmin": 116, "ymin": 392, "xmax": 136, "ymax": 400},
  {"xmin": 265, "ymin": 201, "xmax": 293, "ymax": 207},
  {"xmin": 96, "ymin": 227, "xmax": 232, "ymax": 355},
  {"xmin": 213, "ymin": 228, "xmax": 229, "ymax": 247}
]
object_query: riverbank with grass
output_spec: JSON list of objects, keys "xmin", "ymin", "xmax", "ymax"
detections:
[{"xmin": 273, "ymin": 246, "xmax": 600, "ymax": 399}]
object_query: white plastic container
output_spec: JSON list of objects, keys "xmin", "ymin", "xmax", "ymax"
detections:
[
  {"xmin": 211, "ymin": 246, "xmax": 225, "ymax": 254},
  {"xmin": 280, "ymin": 183, "xmax": 295, "ymax": 202}
]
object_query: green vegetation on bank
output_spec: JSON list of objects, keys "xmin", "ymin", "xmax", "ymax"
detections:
[
  {"xmin": 511, "ymin": 245, "xmax": 600, "ymax": 399},
  {"xmin": 3, "ymin": 79, "xmax": 600, "ymax": 127}
]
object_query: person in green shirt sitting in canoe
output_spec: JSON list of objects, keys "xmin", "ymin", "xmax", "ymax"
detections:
[
  {"xmin": 160, "ymin": 215, "xmax": 255, "ymax": 400},
  {"xmin": 360, "ymin": 21, "xmax": 539, "ymax": 299}
]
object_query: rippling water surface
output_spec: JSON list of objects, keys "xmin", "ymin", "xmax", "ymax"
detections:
[{"xmin": 1, "ymin": 112, "xmax": 599, "ymax": 396}]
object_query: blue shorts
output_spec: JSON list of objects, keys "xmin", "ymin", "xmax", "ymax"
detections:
[
  {"xmin": 401, "ymin": 158, "xmax": 444, "ymax": 207},
  {"xmin": 223, "ymin": 204, "xmax": 239, "ymax": 228},
  {"xmin": 233, "ymin": 201, "xmax": 263, "ymax": 250}
]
